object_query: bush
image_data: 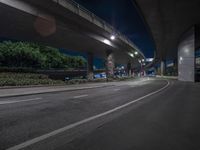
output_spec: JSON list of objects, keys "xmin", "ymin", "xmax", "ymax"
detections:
[
  {"xmin": 0, "ymin": 72, "xmax": 48, "ymax": 79},
  {"xmin": 66, "ymin": 79, "xmax": 88, "ymax": 85},
  {"xmin": 0, "ymin": 67, "xmax": 36, "ymax": 73},
  {"xmin": 0, "ymin": 72, "xmax": 64, "ymax": 86}
]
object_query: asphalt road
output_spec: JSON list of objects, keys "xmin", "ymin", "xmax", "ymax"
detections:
[{"xmin": 0, "ymin": 78, "xmax": 200, "ymax": 150}]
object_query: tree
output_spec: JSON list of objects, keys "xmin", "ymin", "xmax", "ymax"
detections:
[
  {"xmin": 0, "ymin": 51, "xmax": 3, "ymax": 66},
  {"xmin": 0, "ymin": 41, "xmax": 44, "ymax": 68},
  {"xmin": 0, "ymin": 41, "xmax": 87, "ymax": 70}
]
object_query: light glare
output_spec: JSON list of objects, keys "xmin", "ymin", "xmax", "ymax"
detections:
[
  {"xmin": 130, "ymin": 53, "xmax": 134, "ymax": 58},
  {"xmin": 103, "ymin": 39, "xmax": 111, "ymax": 45},
  {"xmin": 110, "ymin": 35, "xmax": 115, "ymax": 40}
]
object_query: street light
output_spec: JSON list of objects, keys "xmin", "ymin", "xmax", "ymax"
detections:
[
  {"xmin": 110, "ymin": 35, "xmax": 116, "ymax": 40},
  {"xmin": 103, "ymin": 39, "xmax": 111, "ymax": 45},
  {"xmin": 134, "ymin": 51, "xmax": 138, "ymax": 55},
  {"xmin": 129, "ymin": 53, "xmax": 134, "ymax": 58}
]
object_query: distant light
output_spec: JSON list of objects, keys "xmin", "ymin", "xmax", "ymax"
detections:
[
  {"xmin": 130, "ymin": 54, "xmax": 134, "ymax": 57},
  {"xmin": 142, "ymin": 59, "xmax": 145, "ymax": 62},
  {"xmin": 146, "ymin": 58, "xmax": 154, "ymax": 62},
  {"xmin": 110, "ymin": 35, "xmax": 116, "ymax": 40},
  {"xmin": 128, "ymin": 53, "xmax": 134, "ymax": 58},
  {"xmin": 167, "ymin": 63, "xmax": 174, "ymax": 67},
  {"xmin": 138, "ymin": 60, "xmax": 142, "ymax": 63},
  {"xmin": 184, "ymin": 47, "xmax": 190, "ymax": 54},
  {"xmin": 103, "ymin": 39, "xmax": 111, "ymax": 45},
  {"xmin": 134, "ymin": 51, "xmax": 138, "ymax": 55},
  {"xmin": 179, "ymin": 56, "xmax": 183, "ymax": 64}
]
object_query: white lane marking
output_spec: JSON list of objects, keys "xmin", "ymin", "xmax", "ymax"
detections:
[
  {"xmin": 73, "ymin": 95, "xmax": 88, "ymax": 99},
  {"xmin": 0, "ymin": 98, "xmax": 42, "ymax": 105},
  {"xmin": 6, "ymin": 80, "xmax": 170, "ymax": 150},
  {"xmin": 114, "ymin": 89, "xmax": 120, "ymax": 91}
]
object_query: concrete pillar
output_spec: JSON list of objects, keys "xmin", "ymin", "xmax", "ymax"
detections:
[
  {"xmin": 87, "ymin": 52, "xmax": 94, "ymax": 80},
  {"xmin": 178, "ymin": 27, "xmax": 195, "ymax": 82},
  {"xmin": 127, "ymin": 62, "xmax": 131, "ymax": 77},
  {"xmin": 173, "ymin": 59, "xmax": 178, "ymax": 76},
  {"xmin": 161, "ymin": 61, "xmax": 165, "ymax": 76},
  {"xmin": 106, "ymin": 51, "xmax": 115, "ymax": 78}
]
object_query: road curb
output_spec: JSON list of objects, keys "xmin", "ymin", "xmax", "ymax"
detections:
[
  {"xmin": 0, "ymin": 84, "xmax": 66, "ymax": 90},
  {"xmin": 0, "ymin": 85, "xmax": 114, "ymax": 98}
]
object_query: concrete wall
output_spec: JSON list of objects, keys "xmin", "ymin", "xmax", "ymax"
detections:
[{"xmin": 178, "ymin": 27, "xmax": 195, "ymax": 82}]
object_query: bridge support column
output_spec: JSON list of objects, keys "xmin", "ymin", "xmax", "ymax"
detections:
[
  {"xmin": 106, "ymin": 51, "xmax": 115, "ymax": 78},
  {"xmin": 87, "ymin": 52, "xmax": 94, "ymax": 80},
  {"xmin": 178, "ymin": 27, "xmax": 195, "ymax": 82},
  {"xmin": 161, "ymin": 61, "xmax": 165, "ymax": 76},
  {"xmin": 127, "ymin": 62, "xmax": 132, "ymax": 77},
  {"xmin": 173, "ymin": 59, "xmax": 178, "ymax": 76}
]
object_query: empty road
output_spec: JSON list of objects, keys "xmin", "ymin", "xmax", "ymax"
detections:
[{"xmin": 0, "ymin": 78, "xmax": 200, "ymax": 150}]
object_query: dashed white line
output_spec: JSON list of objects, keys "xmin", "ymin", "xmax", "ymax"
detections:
[
  {"xmin": 73, "ymin": 94, "xmax": 88, "ymax": 99},
  {"xmin": 6, "ymin": 80, "xmax": 170, "ymax": 150},
  {"xmin": 0, "ymin": 98, "xmax": 42, "ymax": 105},
  {"xmin": 114, "ymin": 89, "xmax": 120, "ymax": 91}
]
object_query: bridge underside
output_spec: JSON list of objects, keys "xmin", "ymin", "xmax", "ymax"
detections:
[
  {"xmin": 134, "ymin": 0, "xmax": 200, "ymax": 81},
  {"xmin": 0, "ymin": 1, "xmax": 141, "ymax": 66},
  {"xmin": 134, "ymin": 0, "xmax": 200, "ymax": 60}
]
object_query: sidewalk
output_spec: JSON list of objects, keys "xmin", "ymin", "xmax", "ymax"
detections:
[
  {"xmin": 156, "ymin": 75, "xmax": 178, "ymax": 80},
  {"xmin": 0, "ymin": 82, "xmax": 115, "ymax": 98}
]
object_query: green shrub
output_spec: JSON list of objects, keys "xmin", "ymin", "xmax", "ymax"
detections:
[
  {"xmin": 0, "ymin": 72, "xmax": 48, "ymax": 79},
  {"xmin": 66, "ymin": 79, "xmax": 88, "ymax": 85},
  {"xmin": 0, "ymin": 72, "xmax": 64, "ymax": 86},
  {"xmin": 0, "ymin": 67, "xmax": 36, "ymax": 73}
]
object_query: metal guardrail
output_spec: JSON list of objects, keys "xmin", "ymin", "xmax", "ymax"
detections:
[{"xmin": 53, "ymin": 0, "xmax": 145, "ymax": 58}]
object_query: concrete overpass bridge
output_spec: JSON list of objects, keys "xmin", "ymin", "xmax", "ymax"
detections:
[
  {"xmin": 0, "ymin": 0, "xmax": 145, "ymax": 79},
  {"xmin": 134, "ymin": 0, "xmax": 200, "ymax": 82}
]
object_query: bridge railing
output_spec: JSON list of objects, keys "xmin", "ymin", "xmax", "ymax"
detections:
[{"xmin": 53, "ymin": 0, "xmax": 144, "ymax": 58}]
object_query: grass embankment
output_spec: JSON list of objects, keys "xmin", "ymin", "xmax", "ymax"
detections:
[{"xmin": 0, "ymin": 72, "xmax": 64, "ymax": 86}]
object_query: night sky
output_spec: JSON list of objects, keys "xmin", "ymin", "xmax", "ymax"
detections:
[{"xmin": 75, "ymin": 0, "xmax": 155, "ymax": 58}]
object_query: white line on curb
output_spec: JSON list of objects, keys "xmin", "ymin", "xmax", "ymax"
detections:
[
  {"xmin": 0, "ymin": 98, "xmax": 42, "ymax": 105},
  {"xmin": 73, "ymin": 95, "xmax": 88, "ymax": 99},
  {"xmin": 6, "ymin": 80, "xmax": 170, "ymax": 150}
]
